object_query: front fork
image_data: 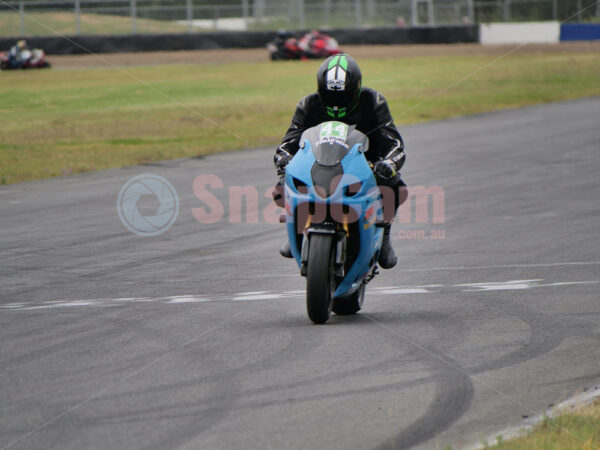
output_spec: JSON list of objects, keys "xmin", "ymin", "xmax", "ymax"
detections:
[{"xmin": 300, "ymin": 226, "xmax": 346, "ymax": 279}]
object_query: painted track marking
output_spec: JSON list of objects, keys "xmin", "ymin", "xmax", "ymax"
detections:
[{"xmin": 2, "ymin": 279, "xmax": 597, "ymax": 312}]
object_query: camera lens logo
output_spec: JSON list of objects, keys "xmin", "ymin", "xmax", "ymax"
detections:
[{"xmin": 117, "ymin": 174, "xmax": 179, "ymax": 237}]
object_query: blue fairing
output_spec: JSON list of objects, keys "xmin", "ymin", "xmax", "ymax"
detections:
[{"xmin": 284, "ymin": 122, "xmax": 384, "ymax": 298}]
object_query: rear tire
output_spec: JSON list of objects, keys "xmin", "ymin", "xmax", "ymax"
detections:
[
  {"xmin": 332, "ymin": 282, "xmax": 365, "ymax": 315},
  {"xmin": 306, "ymin": 233, "xmax": 335, "ymax": 324}
]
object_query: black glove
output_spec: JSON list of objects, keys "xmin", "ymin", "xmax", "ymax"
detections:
[
  {"xmin": 373, "ymin": 159, "xmax": 396, "ymax": 180},
  {"xmin": 274, "ymin": 150, "xmax": 293, "ymax": 177},
  {"xmin": 272, "ymin": 179, "xmax": 285, "ymax": 207}
]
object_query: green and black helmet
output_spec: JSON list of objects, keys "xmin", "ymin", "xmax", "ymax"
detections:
[{"xmin": 317, "ymin": 54, "xmax": 362, "ymax": 119}]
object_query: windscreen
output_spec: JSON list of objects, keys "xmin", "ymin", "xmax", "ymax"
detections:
[{"xmin": 301, "ymin": 121, "xmax": 368, "ymax": 167}]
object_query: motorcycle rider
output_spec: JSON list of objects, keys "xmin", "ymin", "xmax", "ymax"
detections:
[
  {"xmin": 298, "ymin": 30, "xmax": 340, "ymax": 59},
  {"xmin": 8, "ymin": 40, "xmax": 29, "ymax": 68},
  {"xmin": 271, "ymin": 29, "xmax": 299, "ymax": 59},
  {"xmin": 274, "ymin": 53, "xmax": 407, "ymax": 269}
]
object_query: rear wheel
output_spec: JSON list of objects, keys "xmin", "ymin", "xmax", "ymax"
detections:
[
  {"xmin": 332, "ymin": 282, "xmax": 365, "ymax": 315},
  {"xmin": 306, "ymin": 233, "xmax": 335, "ymax": 324}
]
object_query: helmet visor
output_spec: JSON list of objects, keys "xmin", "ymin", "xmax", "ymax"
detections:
[{"xmin": 319, "ymin": 88, "xmax": 354, "ymax": 110}]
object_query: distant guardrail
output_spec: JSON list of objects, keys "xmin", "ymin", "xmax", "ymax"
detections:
[
  {"xmin": 0, "ymin": 25, "xmax": 479, "ymax": 55},
  {"xmin": 1, "ymin": 21, "xmax": 598, "ymax": 54}
]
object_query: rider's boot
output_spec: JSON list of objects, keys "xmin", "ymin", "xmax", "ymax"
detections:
[
  {"xmin": 378, "ymin": 224, "xmax": 397, "ymax": 269},
  {"xmin": 280, "ymin": 240, "xmax": 293, "ymax": 258}
]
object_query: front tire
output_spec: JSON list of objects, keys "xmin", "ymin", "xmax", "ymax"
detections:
[
  {"xmin": 332, "ymin": 282, "xmax": 365, "ymax": 315},
  {"xmin": 306, "ymin": 233, "xmax": 335, "ymax": 324}
]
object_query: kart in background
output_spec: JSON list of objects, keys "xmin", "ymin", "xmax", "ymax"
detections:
[
  {"xmin": 0, "ymin": 48, "xmax": 51, "ymax": 70},
  {"xmin": 267, "ymin": 30, "xmax": 342, "ymax": 61}
]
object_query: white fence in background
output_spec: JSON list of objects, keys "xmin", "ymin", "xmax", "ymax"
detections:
[{"xmin": 480, "ymin": 21, "xmax": 560, "ymax": 43}]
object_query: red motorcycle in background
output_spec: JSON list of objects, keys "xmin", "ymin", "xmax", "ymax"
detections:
[
  {"xmin": 267, "ymin": 30, "xmax": 342, "ymax": 61},
  {"xmin": 0, "ymin": 48, "xmax": 51, "ymax": 70}
]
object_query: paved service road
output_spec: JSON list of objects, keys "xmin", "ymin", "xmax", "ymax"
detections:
[{"xmin": 1, "ymin": 98, "xmax": 599, "ymax": 450}]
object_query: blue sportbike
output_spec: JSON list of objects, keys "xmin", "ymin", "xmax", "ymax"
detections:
[{"xmin": 283, "ymin": 121, "xmax": 386, "ymax": 324}]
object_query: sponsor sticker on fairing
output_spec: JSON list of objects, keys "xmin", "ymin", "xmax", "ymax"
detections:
[
  {"xmin": 320, "ymin": 121, "xmax": 348, "ymax": 140},
  {"xmin": 317, "ymin": 121, "xmax": 349, "ymax": 148}
]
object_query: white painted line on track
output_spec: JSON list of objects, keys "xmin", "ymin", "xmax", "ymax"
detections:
[
  {"xmin": 16, "ymin": 301, "xmax": 111, "ymax": 310},
  {"xmin": 377, "ymin": 288, "xmax": 433, "ymax": 294},
  {"xmin": 457, "ymin": 279, "xmax": 599, "ymax": 291},
  {"xmin": 403, "ymin": 261, "xmax": 600, "ymax": 272},
  {"xmin": 167, "ymin": 296, "xmax": 212, "ymax": 303},
  {"xmin": 2, "ymin": 277, "xmax": 597, "ymax": 312},
  {"xmin": 232, "ymin": 293, "xmax": 284, "ymax": 301},
  {"xmin": 540, "ymin": 281, "xmax": 600, "ymax": 287}
]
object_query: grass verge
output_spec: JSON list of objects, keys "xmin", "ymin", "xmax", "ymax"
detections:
[
  {"xmin": 1, "ymin": 48, "xmax": 599, "ymax": 184},
  {"xmin": 0, "ymin": 12, "xmax": 189, "ymax": 36},
  {"xmin": 490, "ymin": 398, "xmax": 600, "ymax": 449}
]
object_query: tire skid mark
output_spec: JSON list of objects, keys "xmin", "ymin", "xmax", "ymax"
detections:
[
  {"xmin": 378, "ymin": 367, "xmax": 474, "ymax": 450},
  {"xmin": 365, "ymin": 311, "xmax": 474, "ymax": 450},
  {"xmin": 466, "ymin": 292, "xmax": 597, "ymax": 376}
]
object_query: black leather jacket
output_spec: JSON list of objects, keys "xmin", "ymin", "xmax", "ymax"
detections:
[{"xmin": 275, "ymin": 87, "xmax": 406, "ymax": 171}]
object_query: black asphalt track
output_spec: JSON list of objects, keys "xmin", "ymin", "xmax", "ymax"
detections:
[{"xmin": 1, "ymin": 98, "xmax": 599, "ymax": 450}]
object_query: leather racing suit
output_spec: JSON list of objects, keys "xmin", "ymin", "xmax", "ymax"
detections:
[{"xmin": 274, "ymin": 87, "xmax": 407, "ymax": 220}]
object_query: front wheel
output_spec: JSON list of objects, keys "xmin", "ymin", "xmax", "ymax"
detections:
[
  {"xmin": 332, "ymin": 282, "xmax": 365, "ymax": 315},
  {"xmin": 306, "ymin": 233, "xmax": 335, "ymax": 324}
]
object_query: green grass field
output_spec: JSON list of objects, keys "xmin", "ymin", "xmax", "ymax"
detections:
[
  {"xmin": 0, "ymin": 12, "xmax": 189, "ymax": 36},
  {"xmin": 1, "ymin": 49, "xmax": 599, "ymax": 184},
  {"xmin": 491, "ymin": 398, "xmax": 600, "ymax": 449}
]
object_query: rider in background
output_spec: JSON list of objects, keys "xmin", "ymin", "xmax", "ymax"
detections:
[
  {"xmin": 298, "ymin": 30, "xmax": 340, "ymax": 59},
  {"xmin": 8, "ymin": 40, "xmax": 29, "ymax": 68},
  {"xmin": 274, "ymin": 53, "xmax": 407, "ymax": 269}
]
